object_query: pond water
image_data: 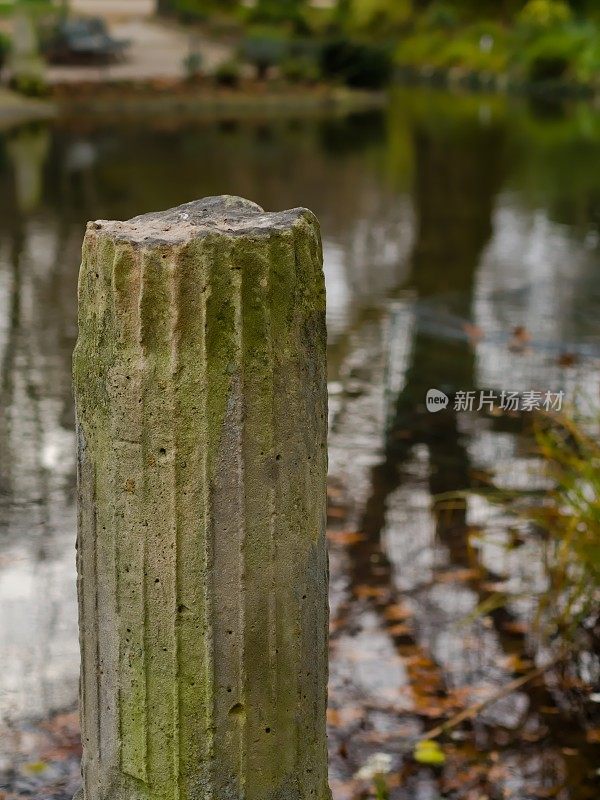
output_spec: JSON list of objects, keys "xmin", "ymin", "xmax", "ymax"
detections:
[{"xmin": 0, "ymin": 88, "xmax": 599, "ymax": 798}]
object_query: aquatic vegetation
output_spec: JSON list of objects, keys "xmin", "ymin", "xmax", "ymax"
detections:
[{"xmin": 531, "ymin": 412, "xmax": 600, "ymax": 640}]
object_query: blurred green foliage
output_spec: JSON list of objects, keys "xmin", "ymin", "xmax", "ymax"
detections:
[
  {"xmin": 154, "ymin": 0, "xmax": 600, "ymax": 92},
  {"xmin": 518, "ymin": 0, "xmax": 573, "ymax": 27}
]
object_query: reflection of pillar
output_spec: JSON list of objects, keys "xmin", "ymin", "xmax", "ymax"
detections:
[
  {"xmin": 9, "ymin": 9, "xmax": 46, "ymax": 90},
  {"xmin": 6, "ymin": 127, "xmax": 50, "ymax": 214},
  {"xmin": 362, "ymin": 113, "xmax": 507, "ymax": 550},
  {"xmin": 73, "ymin": 197, "xmax": 330, "ymax": 800}
]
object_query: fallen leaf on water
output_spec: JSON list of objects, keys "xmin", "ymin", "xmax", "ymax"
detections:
[
  {"xmin": 435, "ymin": 568, "xmax": 481, "ymax": 583},
  {"xmin": 413, "ymin": 739, "xmax": 446, "ymax": 765},
  {"xmin": 328, "ymin": 530, "xmax": 366, "ymax": 545},
  {"xmin": 397, "ymin": 644, "xmax": 420, "ymax": 657},
  {"xmin": 557, "ymin": 352, "xmax": 578, "ymax": 367},
  {"xmin": 520, "ymin": 728, "xmax": 547, "ymax": 743},
  {"xmin": 501, "ymin": 620, "xmax": 529, "ymax": 636},
  {"xmin": 462, "ymin": 322, "xmax": 484, "ymax": 344},
  {"xmin": 509, "ymin": 326, "xmax": 531, "ymax": 352},
  {"xmin": 540, "ymin": 705, "xmax": 560, "ymax": 715},
  {"xmin": 498, "ymin": 654, "xmax": 534, "ymax": 673},
  {"xmin": 328, "ymin": 706, "xmax": 364, "ymax": 728},
  {"xmin": 524, "ymin": 785, "xmax": 561, "ymax": 798},
  {"xmin": 387, "ymin": 623, "xmax": 412, "ymax": 637},
  {"xmin": 354, "ymin": 585, "xmax": 388, "ymax": 600},
  {"xmin": 327, "ymin": 708, "xmax": 342, "ymax": 727},
  {"xmin": 384, "ymin": 604, "xmax": 412, "ymax": 622},
  {"xmin": 585, "ymin": 728, "xmax": 600, "ymax": 743}
]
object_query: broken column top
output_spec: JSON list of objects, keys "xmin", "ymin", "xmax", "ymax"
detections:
[{"xmin": 87, "ymin": 195, "xmax": 316, "ymax": 246}]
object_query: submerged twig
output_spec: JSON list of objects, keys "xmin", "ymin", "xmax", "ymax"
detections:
[{"xmin": 422, "ymin": 655, "xmax": 564, "ymax": 741}]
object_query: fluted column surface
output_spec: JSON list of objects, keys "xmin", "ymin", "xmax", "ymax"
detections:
[{"xmin": 73, "ymin": 196, "xmax": 329, "ymax": 800}]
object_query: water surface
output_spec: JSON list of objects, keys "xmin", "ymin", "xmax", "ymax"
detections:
[{"xmin": 0, "ymin": 88, "xmax": 599, "ymax": 798}]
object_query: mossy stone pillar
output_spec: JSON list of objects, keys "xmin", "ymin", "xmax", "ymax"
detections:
[{"xmin": 73, "ymin": 197, "xmax": 330, "ymax": 800}]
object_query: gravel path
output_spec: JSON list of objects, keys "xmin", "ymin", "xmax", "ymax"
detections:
[{"xmin": 47, "ymin": 1, "xmax": 232, "ymax": 83}]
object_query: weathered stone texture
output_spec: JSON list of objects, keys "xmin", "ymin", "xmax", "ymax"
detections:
[{"xmin": 73, "ymin": 196, "xmax": 329, "ymax": 800}]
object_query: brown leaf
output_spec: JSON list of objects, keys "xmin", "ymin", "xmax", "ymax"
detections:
[
  {"xmin": 462, "ymin": 322, "xmax": 484, "ymax": 344},
  {"xmin": 387, "ymin": 623, "xmax": 412, "ymax": 636},
  {"xmin": 327, "ymin": 708, "xmax": 342, "ymax": 727},
  {"xmin": 525, "ymin": 785, "xmax": 561, "ymax": 798},
  {"xmin": 501, "ymin": 620, "xmax": 529, "ymax": 636},
  {"xmin": 384, "ymin": 603, "xmax": 412, "ymax": 622},
  {"xmin": 354, "ymin": 585, "xmax": 388, "ymax": 600},
  {"xmin": 327, "ymin": 530, "xmax": 366, "ymax": 545},
  {"xmin": 557, "ymin": 351, "xmax": 579, "ymax": 367},
  {"xmin": 435, "ymin": 568, "xmax": 480, "ymax": 583},
  {"xmin": 508, "ymin": 325, "xmax": 531, "ymax": 352},
  {"xmin": 512, "ymin": 325, "xmax": 531, "ymax": 342}
]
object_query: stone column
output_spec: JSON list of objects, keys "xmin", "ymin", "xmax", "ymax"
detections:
[{"xmin": 73, "ymin": 196, "xmax": 330, "ymax": 800}]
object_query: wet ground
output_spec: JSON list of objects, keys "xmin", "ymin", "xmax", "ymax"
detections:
[{"xmin": 0, "ymin": 88, "xmax": 599, "ymax": 798}]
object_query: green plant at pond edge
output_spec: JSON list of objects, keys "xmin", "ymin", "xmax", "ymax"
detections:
[
  {"xmin": 214, "ymin": 59, "xmax": 241, "ymax": 87},
  {"xmin": 531, "ymin": 413, "xmax": 600, "ymax": 640},
  {"xmin": 373, "ymin": 774, "xmax": 390, "ymax": 800},
  {"xmin": 10, "ymin": 73, "xmax": 49, "ymax": 98},
  {"xmin": 435, "ymin": 410, "xmax": 599, "ymax": 658}
]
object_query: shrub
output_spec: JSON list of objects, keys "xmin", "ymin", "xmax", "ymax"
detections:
[
  {"xmin": 572, "ymin": 30, "xmax": 600, "ymax": 83},
  {"xmin": 10, "ymin": 73, "xmax": 49, "ymax": 98},
  {"xmin": 239, "ymin": 33, "xmax": 289, "ymax": 80},
  {"xmin": 517, "ymin": 0, "xmax": 573, "ymax": 29},
  {"xmin": 346, "ymin": 0, "xmax": 412, "ymax": 34},
  {"xmin": 320, "ymin": 38, "xmax": 393, "ymax": 89},
  {"xmin": 520, "ymin": 29, "xmax": 582, "ymax": 81},
  {"xmin": 169, "ymin": 0, "xmax": 209, "ymax": 22},
  {"xmin": 249, "ymin": 0, "xmax": 307, "ymax": 33},
  {"xmin": 214, "ymin": 59, "xmax": 241, "ymax": 87},
  {"xmin": 280, "ymin": 56, "xmax": 320, "ymax": 84}
]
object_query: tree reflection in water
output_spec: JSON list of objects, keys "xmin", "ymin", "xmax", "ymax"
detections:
[{"xmin": 0, "ymin": 91, "xmax": 599, "ymax": 799}]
